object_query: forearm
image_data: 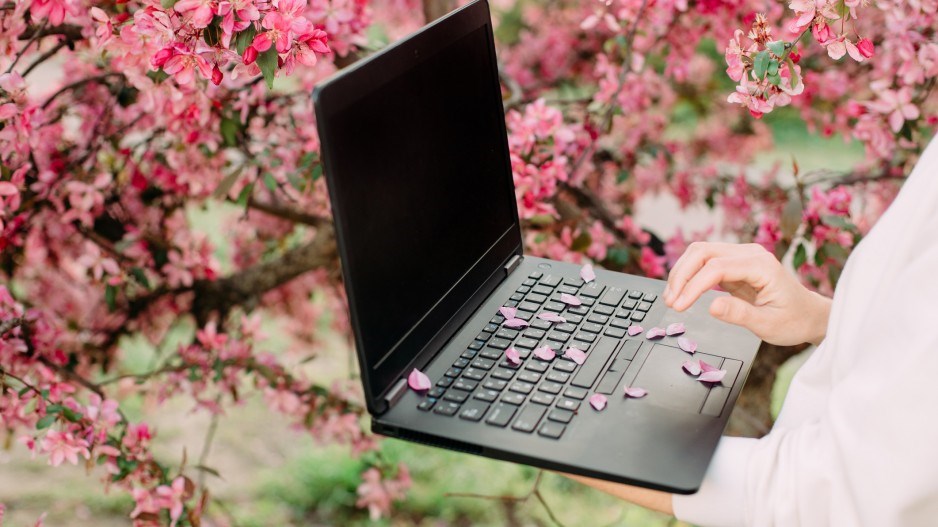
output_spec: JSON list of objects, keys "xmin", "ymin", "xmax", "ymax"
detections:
[{"xmin": 561, "ymin": 473, "xmax": 674, "ymax": 515}]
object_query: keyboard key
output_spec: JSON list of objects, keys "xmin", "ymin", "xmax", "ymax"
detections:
[
  {"xmin": 538, "ymin": 421, "xmax": 566, "ymax": 439},
  {"xmin": 518, "ymin": 301, "xmax": 540, "ymax": 312},
  {"xmin": 469, "ymin": 340, "xmax": 485, "ymax": 350},
  {"xmin": 544, "ymin": 301, "xmax": 564, "ymax": 312},
  {"xmin": 509, "ymin": 381, "xmax": 535, "ymax": 394},
  {"xmin": 510, "ymin": 292, "xmax": 524, "ymax": 302},
  {"xmin": 557, "ymin": 398, "xmax": 581, "ymax": 411},
  {"xmin": 429, "ymin": 387, "xmax": 446, "ymax": 398},
  {"xmin": 474, "ymin": 389, "xmax": 499, "ymax": 402},
  {"xmin": 434, "ymin": 401, "xmax": 461, "ymax": 416},
  {"xmin": 527, "ymin": 293, "xmax": 548, "ymax": 304},
  {"xmin": 545, "ymin": 340, "xmax": 565, "ymax": 352},
  {"xmin": 580, "ymin": 297, "xmax": 595, "ymax": 307},
  {"xmin": 558, "ymin": 285, "xmax": 579, "ymax": 295},
  {"xmin": 486, "ymin": 403, "xmax": 517, "ymax": 427},
  {"xmin": 531, "ymin": 392, "xmax": 555, "ymax": 405},
  {"xmin": 538, "ymin": 381, "xmax": 563, "ymax": 394},
  {"xmin": 554, "ymin": 360, "xmax": 576, "ymax": 373},
  {"xmin": 459, "ymin": 400, "xmax": 490, "ymax": 421},
  {"xmin": 618, "ymin": 340, "xmax": 641, "ymax": 360},
  {"xmin": 511, "ymin": 405, "xmax": 547, "ymax": 433},
  {"xmin": 630, "ymin": 311, "xmax": 646, "ymax": 322},
  {"xmin": 637, "ymin": 301, "xmax": 652, "ymax": 312},
  {"xmin": 517, "ymin": 286, "xmax": 531, "ymax": 294},
  {"xmin": 548, "ymin": 408, "xmax": 574, "ymax": 423},
  {"xmin": 475, "ymin": 331, "xmax": 492, "ymax": 342},
  {"xmin": 418, "ymin": 398, "xmax": 437, "ymax": 411},
  {"xmin": 546, "ymin": 371, "xmax": 570, "ymax": 383},
  {"xmin": 480, "ymin": 348, "xmax": 502, "ymax": 360},
  {"xmin": 471, "ymin": 358, "xmax": 496, "ymax": 370},
  {"xmin": 516, "ymin": 337, "xmax": 539, "ymax": 349},
  {"xmin": 600, "ymin": 288, "xmax": 625, "ymax": 306},
  {"xmin": 580, "ymin": 282, "xmax": 605, "ymax": 298},
  {"xmin": 555, "ymin": 323, "xmax": 577, "ymax": 334},
  {"xmin": 444, "ymin": 390, "xmax": 470, "ymax": 403},
  {"xmin": 461, "ymin": 349, "xmax": 477, "ymax": 359},
  {"xmin": 568, "ymin": 306, "xmax": 589, "ymax": 315},
  {"xmin": 495, "ymin": 328, "xmax": 519, "ymax": 340},
  {"xmin": 523, "ymin": 278, "xmax": 536, "ymax": 286},
  {"xmin": 564, "ymin": 387, "xmax": 588, "ymax": 400},
  {"xmin": 563, "ymin": 276, "xmax": 584, "ymax": 287},
  {"xmin": 453, "ymin": 379, "xmax": 478, "ymax": 392},
  {"xmin": 491, "ymin": 368, "xmax": 516, "ymax": 380},
  {"xmin": 483, "ymin": 379, "xmax": 508, "ymax": 391},
  {"xmin": 515, "ymin": 311, "xmax": 533, "ymax": 320},
  {"xmin": 565, "ymin": 314, "xmax": 583, "ymax": 324},
  {"xmin": 574, "ymin": 331, "xmax": 597, "ymax": 343},
  {"xmin": 594, "ymin": 304, "xmax": 615, "ymax": 316},
  {"xmin": 491, "ymin": 315, "xmax": 505, "ymax": 324},
  {"xmin": 571, "ymin": 336, "xmax": 619, "ymax": 388},
  {"xmin": 588, "ymin": 314, "xmax": 610, "ymax": 325},
  {"xmin": 526, "ymin": 361, "xmax": 549, "ymax": 373},
  {"xmin": 501, "ymin": 392, "xmax": 526, "ymax": 405},
  {"xmin": 547, "ymin": 331, "xmax": 570, "ymax": 342},
  {"xmin": 529, "ymin": 271, "xmax": 543, "ymax": 279},
  {"xmin": 644, "ymin": 293, "xmax": 658, "ymax": 302},
  {"xmin": 488, "ymin": 338, "xmax": 511, "ymax": 350},
  {"xmin": 530, "ymin": 318, "xmax": 552, "ymax": 330},
  {"xmin": 540, "ymin": 275, "xmax": 561, "ymax": 287},
  {"xmin": 582, "ymin": 322, "xmax": 604, "ymax": 334},
  {"xmin": 596, "ymin": 371, "xmax": 624, "ymax": 395},
  {"xmin": 454, "ymin": 358, "xmax": 470, "ymax": 368},
  {"xmin": 437, "ymin": 377, "xmax": 454, "ymax": 388},
  {"xmin": 532, "ymin": 285, "xmax": 552, "ymax": 295},
  {"xmin": 463, "ymin": 368, "xmax": 486, "ymax": 381},
  {"xmin": 627, "ymin": 290, "xmax": 643, "ymax": 299},
  {"xmin": 604, "ymin": 327, "xmax": 626, "ymax": 338},
  {"xmin": 523, "ymin": 328, "xmax": 546, "ymax": 339},
  {"xmin": 622, "ymin": 299, "xmax": 638, "ymax": 310},
  {"xmin": 610, "ymin": 317, "xmax": 631, "ymax": 329},
  {"xmin": 518, "ymin": 371, "xmax": 542, "ymax": 384}
]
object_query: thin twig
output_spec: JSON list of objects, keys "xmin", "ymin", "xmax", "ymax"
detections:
[
  {"xmin": 6, "ymin": 21, "xmax": 47, "ymax": 73},
  {"xmin": 446, "ymin": 470, "xmax": 566, "ymax": 527},
  {"xmin": 196, "ymin": 410, "xmax": 221, "ymax": 488},
  {"xmin": 22, "ymin": 39, "xmax": 67, "ymax": 77},
  {"xmin": 42, "ymin": 73, "xmax": 123, "ymax": 110},
  {"xmin": 0, "ymin": 316, "xmax": 26, "ymax": 336},
  {"xmin": 0, "ymin": 367, "xmax": 43, "ymax": 395}
]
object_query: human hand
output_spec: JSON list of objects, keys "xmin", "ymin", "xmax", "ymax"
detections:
[{"xmin": 664, "ymin": 242, "xmax": 832, "ymax": 346}]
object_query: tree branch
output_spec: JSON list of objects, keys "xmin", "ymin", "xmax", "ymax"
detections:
[
  {"xmin": 0, "ymin": 316, "xmax": 26, "ymax": 336},
  {"xmin": 245, "ymin": 197, "xmax": 328, "ymax": 227},
  {"xmin": 42, "ymin": 73, "xmax": 123, "ymax": 110}
]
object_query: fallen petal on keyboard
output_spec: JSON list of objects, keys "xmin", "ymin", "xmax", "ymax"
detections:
[
  {"xmin": 537, "ymin": 312, "xmax": 567, "ymax": 323},
  {"xmin": 560, "ymin": 293, "xmax": 582, "ymax": 306},
  {"xmin": 499, "ymin": 306, "xmax": 517, "ymax": 320},
  {"xmin": 580, "ymin": 263, "xmax": 596, "ymax": 283},
  {"xmin": 627, "ymin": 325, "xmax": 644, "ymax": 337},
  {"xmin": 698, "ymin": 369, "xmax": 727, "ymax": 384},
  {"xmin": 646, "ymin": 327, "xmax": 667, "ymax": 339},
  {"xmin": 623, "ymin": 386, "xmax": 648, "ymax": 398},
  {"xmin": 533, "ymin": 346, "xmax": 556, "ymax": 361},
  {"xmin": 504, "ymin": 318, "xmax": 529, "ymax": 328},
  {"xmin": 677, "ymin": 337, "xmax": 697, "ymax": 354},
  {"xmin": 589, "ymin": 393, "xmax": 608, "ymax": 411},
  {"xmin": 699, "ymin": 360, "xmax": 719, "ymax": 373},
  {"xmin": 666, "ymin": 322, "xmax": 686, "ymax": 336},
  {"xmin": 564, "ymin": 347, "xmax": 587, "ymax": 365},
  {"xmin": 407, "ymin": 369, "xmax": 431, "ymax": 391},
  {"xmin": 682, "ymin": 360, "xmax": 702, "ymax": 376},
  {"xmin": 505, "ymin": 347, "xmax": 522, "ymax": 366}
]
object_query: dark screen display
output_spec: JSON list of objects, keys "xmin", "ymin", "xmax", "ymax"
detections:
[{"xmin": 328, "ymin": 27, "xmax": 516, "ymax": 372}]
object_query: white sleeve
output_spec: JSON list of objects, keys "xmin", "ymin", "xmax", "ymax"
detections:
[{"xmin": 674, "ymin": 244, "xmax": 938, "ymax": 527}]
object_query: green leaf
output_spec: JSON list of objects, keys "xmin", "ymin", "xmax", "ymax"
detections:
[
  {"xmin": 766, "ymin": 41, "xmax": 787, "ymax": 57},
  {"xmin": 263, "ymin": 173, "xmax": 278, "ymax": 191},
  {"xmin": 62, "ymin": 408, "xmax": 83, "ymax": 422},
  {"xmin": 767, "ymin": 72, "xmax": 781, "ymax": 86},
  {"xmin": 146, "ymin": 69, "xmax": 170, "ymax": 84},
  {"xmin": 234, "ymin": 26, "xmax": 257, "ymax": 56},
  {"xmin": 257, "ymin": 47, "xmax": 278, "ymax": 89},
  {"xmin": 616, "ymin": 170, "xmax": 630, "ymax": 184},
  {"xmin": 46, "ymin": 404, "xmax": 64, "ymax": 414},
  {"xmin": 220, "ymin": 115, "xmax": 241, "ymax": 148},
  {"xmin": 753, "ymin": 50, "xmax": 770, "ymax": 80},
  {"xmin": 821, "ymin": 215, "xmax": 852, "ymax": 230},
  {"xmin": 203, "ymin": 16, "xmax": 224, "ymax": 47},
  {"xmin": 36, "ymin": 415, "xmax": 56, "ymax": 430},
  {"xmin": 785, "ymin": 58, "xmax": 800, "ymax": 90},
  {"xmin": 161, "ymin": 0, "xmax": 178, "ymax": 8},
  {"xmin": 130, "ymin": 267, "xmax": 150, "ymax": 289},
  {"xmin": 767, "ymin": 60, "xmax": 779, "ymax": 76},
  {"xmin": 570, "ymin": 232, "xmax": 592, "ymax": 253},
  {"xmin": 105, "ymin": 284, "xmax": 117, "ymax": 312},
  {"xmin": 236, "ymin": 182, "xmax": 254, "ymax": 209},
  {"xmin": 310, "ymin": 164, "xmax": 323, "ymax": 181},
  {"xmin": 606, "ymin": 246, "xmax": 631, "ymax": 266},
  {"xmin": 793, "ymin": 243, "xmax": 807, "ymax": 270}
]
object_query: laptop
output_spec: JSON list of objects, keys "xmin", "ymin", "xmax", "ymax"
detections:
[{"xmin": 312, "ymin": 0, "xmax": 760, "ymax": 493}]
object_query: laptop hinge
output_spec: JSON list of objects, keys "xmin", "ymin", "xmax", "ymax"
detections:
[
  {"xmin": 504, "ymin": 254, "xmax": 522, "ymax": 276},
  {"xmin": 384, "ymin": 378, "xmax": 408, "ymax": 409}
]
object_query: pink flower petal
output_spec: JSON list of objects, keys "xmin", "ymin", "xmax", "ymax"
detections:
[
  {"xmin": 698, "ymin": 370, "xmax": 727, "ymax": 384},
  {"xmin": 646, "ymin": 327, "xmax": 666, "ymax": 340},
  {"xmin": 505, "ymin": 347, "xmax": 522, "ymax": 366},
  {"xmin": 580, "ymin": 263, "xmax": 596, "ymax": 283},
  {"xmin": 627, "ymin": 325, "xmax": 644, "ymax": 337},
  {"xmin": 504, "ymin": 318, "xmax": 529, "ymax": 328},
  {"xmin": 533, "ymin": 346, "xmax": 556, "ymax": 361},
  {"xmin": 682, "ymin": 360, "xmax": 702, "ymax": 376},
  {"xmin": 589, "ymin": 393, "xmax": 607, "ymax": 411},
  {"xmin": 537, "ymin": 312, "xmax": 566, "ymax": 323},
  {"xmin": 560, "ymin": 293, "xmax": 582, "ymax": 306},
  {"xmin": 407, "ymin": 369, "xmax": 431, "ymax": 392},
  {"xmin": 564, "ymin": 347, "xmax": 587, "ymax": 365},
  {"xmin": 677, "ymin": 337, "xmax": 697, "ymax": 354},
  {"xmin": 623, "ymin": 386, "xmax": 648, "ymax": 398},
  {"xmin": 699, "ymin": 360, "xmax": 719, "ymax": 373},
  {"xmin": 666, "ymin": 322, "xmax": 685, "ymax": 336},
  {"xmin": 499, "ymin": 306, "xmax": 516, "ymax": 320}
]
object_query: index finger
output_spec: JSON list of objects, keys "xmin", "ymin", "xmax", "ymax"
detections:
[{"xmin": 665, "ymin": 243, "xmax": 759, "ymax": 308}]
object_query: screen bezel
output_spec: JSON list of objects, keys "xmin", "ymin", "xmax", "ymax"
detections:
[{"xmin": 313, "ymin": 0, "xmax": 523, "ymax": 414}]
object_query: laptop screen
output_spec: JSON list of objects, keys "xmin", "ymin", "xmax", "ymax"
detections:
[{"xmin": 319, "ymin": 11, "xmax": 520, "ymax": 405}]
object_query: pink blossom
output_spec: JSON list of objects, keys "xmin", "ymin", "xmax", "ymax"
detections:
[
  {"xmin": 40, "ymin": 430, "xmax": 91, "ymax": 467},
  {"xmin": 356, "ymin": 466, "xmax": 412, "ymax": 520},
  {"xmin": 867, "ymin": 88, "xmax": 920, "ymax": 133},
  {"xmin": 173, "ymin": 0, "xmax": 215, "ymax": 28},
  {"xmin": 29, "ymin": 0, "xmax": 72, "ymax": 26},
  {"xmin": 155, "ymin": 477, "xmax": 188, "ymax": 526},
  {"xmin": 639, "ymin": 246, "xmax": 666, "ymax": 278},
  {"xmin": 163, "ymin": 47, "xmax": 213, "ymax": 85}
]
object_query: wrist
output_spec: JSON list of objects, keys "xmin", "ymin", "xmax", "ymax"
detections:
[{"xmin": 805, "ymin": 292, "xmax": 832, "ymax": 346}]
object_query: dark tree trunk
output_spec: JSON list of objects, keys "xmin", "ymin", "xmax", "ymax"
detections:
[{"xmin": 725, "ymin": 341, "xmax": 809, "ymax": 437}]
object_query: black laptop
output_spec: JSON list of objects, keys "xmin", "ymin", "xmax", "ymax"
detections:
[{"xmin": 312, "ymin": 0, "xmax": 760, "ymax": 493}]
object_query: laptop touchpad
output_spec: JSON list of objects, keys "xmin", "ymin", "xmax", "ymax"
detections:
[{"xmin": 631, "ymin": 345, "xmax": 724, "ymax": 413}]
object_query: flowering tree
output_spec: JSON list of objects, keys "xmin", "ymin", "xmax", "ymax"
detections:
[{"xmin": 0, "ymin": 0, "xmax": 935, "ymax": 524}]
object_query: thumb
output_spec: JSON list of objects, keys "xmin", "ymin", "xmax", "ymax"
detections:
[{"xmin": 710, "ymin": 296, "xmax": 755, "ymax": 328}]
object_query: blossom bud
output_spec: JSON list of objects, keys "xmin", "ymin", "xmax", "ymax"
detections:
[
  {"xmin": 151, "ymin": 47, "xmax": 174, "ymax": 68},
  {"xmin": 857, "ymin": 38, "xmax": 874, "ymax": 59},
  {"xmin": 211, "ymin": 65, "xmax": 223, "ymax": 86},
  {"xmin": 845, "ymin": 100, "xmax": 866, "ymax": 118},
  {"xmin": 242, "ymin": 45, "xmax": 258, "ymax": 65},
  {"xmin": 812, "ymin": 23, "xmax": 833, "ymax": 45},
  {"xmin": 789, "ymin": 47, "xmax": 801, "ymax": 64}
]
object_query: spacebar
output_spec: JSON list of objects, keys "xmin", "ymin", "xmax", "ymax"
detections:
[{"xmin": 571, "ymin": 337, "xmax": 619, "ymax": 388}]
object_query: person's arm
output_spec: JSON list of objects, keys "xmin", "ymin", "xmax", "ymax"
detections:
[{"xmin": 561, "ymin": 474, "xmax": 674, "ymax": 515}]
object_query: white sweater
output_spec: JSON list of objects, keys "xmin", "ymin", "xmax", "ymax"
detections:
[{"xmin": 673, "ymin": 137, "xmax": 938, "ymax": 527}]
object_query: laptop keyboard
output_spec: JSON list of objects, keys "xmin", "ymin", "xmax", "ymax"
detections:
[{"xmin": 416, "ymin": 270, "xmax": 659, "ymax": 440}]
